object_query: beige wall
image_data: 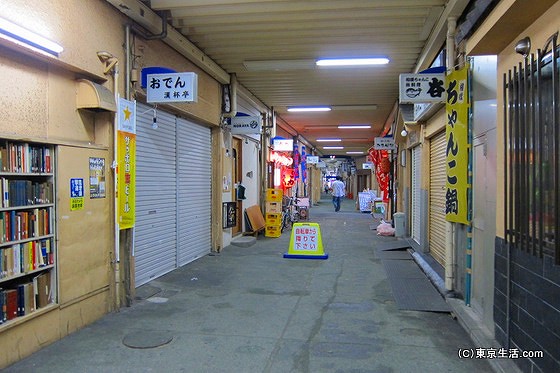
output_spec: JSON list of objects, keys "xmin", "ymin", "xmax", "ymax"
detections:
[
  {"xmin": 494, "ymin": 1, "xmax": 560, "ymax": 237},
  {"xmin": 0, "ymin": 0, "xmax": 223, "ymax": 368}
]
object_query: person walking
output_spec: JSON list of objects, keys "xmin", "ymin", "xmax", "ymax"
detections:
[{"xmin": 331, "ymin": 176, "xmax": 345, "ymax": 212}]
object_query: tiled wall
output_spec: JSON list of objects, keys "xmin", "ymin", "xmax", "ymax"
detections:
[{"xmin": 494, "ymin": 237, "xmax": 560, "ymax": 372}]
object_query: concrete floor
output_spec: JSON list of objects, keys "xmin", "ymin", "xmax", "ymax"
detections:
[{"xmin": 5, "ymin": 196, "xmax": 494, "ymax": 373}]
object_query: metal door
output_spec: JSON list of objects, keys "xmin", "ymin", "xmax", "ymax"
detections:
[
  {"xmin": 176, "ymin": 116, "xmax": 212, "ymax": 266},
  {"xmin": 135, "ymin": 103, "xmax": 177, "ymax": 286},
  {"xmin": 429, "ymin": 131, "xmax": 447, "ymax": 266},
  {"xmin": 411, "ymin": 146, "xmax": 422, "ymax": 244}
]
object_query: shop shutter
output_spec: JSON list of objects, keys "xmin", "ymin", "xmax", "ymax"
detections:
[
  {"xmin": 135, "ymin": 103, "xmax": 178, "ymax": 286},
  {"xmin": 176, "ymin": 117, "xmax": 212, "ymax": 266},
  {"xmin": 429, "ymin": 131, "xmax": 447, "ymax": 266},
  {"xmin": 411, "ymin": 146, "xmax": 422, "ymax": 244}
]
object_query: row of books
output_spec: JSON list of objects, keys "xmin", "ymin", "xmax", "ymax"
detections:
[
  {"xmin": 1, "ymin": 178, "xmax": 53, "ymax": 208},
  {"xmin": 0, "ymin": 239, "xmax": 54, "ymax": 279},
  {"xmin": 0, "ymin": 208, "xmax": 52, "ymax": 244},
  {"xmin": 0, "ymin": 142, "xmax": 52, "ymax": 174},
  {"xmin": 0, "ymin": 272, "xmax": 52, "ymax": 324}
]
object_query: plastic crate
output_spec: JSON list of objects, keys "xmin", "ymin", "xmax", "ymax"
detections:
[
  {"xmin": 265, "ymin": 213, "xmax": 282, "ymax": 226},
  {"xmin": 265, "ymin": 225, "xmax": 282, "ymax": 238},
  {"xmin": 266, "ymin": 201, "xmax": 282, "ymax": 213},
  {"xmin": 266, "ymin": 188, "xmax": 283, "ymax": 202}
]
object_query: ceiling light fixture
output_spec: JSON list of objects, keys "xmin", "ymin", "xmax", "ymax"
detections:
[
  {"xmin": 316, "ymin": 57, "xmax": 389, "ymax": 67},
  {"xmin": 287, "ymin": 106, "xmax": 331, "ymax": 112},
  {"xmin": 0, "ymin": 17, "xmax": 63, "ymax": 55},
  {"xmin": 346, "ymin": 151, "xmax": 364, "ymax": 154},
  {"xmin": 338, "ymin": 125, "xmax": 371, "ymax": 129},
  {"xmin": 316, "ymin": 138, "xmax": 342, "ymax": 142},
  {"xmin": 323, "ymin": 146, "xmax": 344, "ymax": 150}
]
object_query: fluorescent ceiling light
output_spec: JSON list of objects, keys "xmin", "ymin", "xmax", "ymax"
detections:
[
  {"xmin": 346, "ymin": 151, "xmax": 364, "ymax": 154},
  {"xmin": 323, "ymin": 146, "xmax": 344, "ymax": 150},
  {"xmin": 316, "ymin": 138, "xmax": 341, "ymax": 142},
  {"xmin": 316, "ymin": 58, "xmax": 389, "ymax": 67},
  {"xmin": 338, "ymin": 125, "xmax": 371, "ymax": 129},
  {"xmin": 287, "ymin": 106, "xmax": 331, "ymax": 112},
  {"xmin": 0, "ymin": 17, "xmax": 63, "ymax": 55}
]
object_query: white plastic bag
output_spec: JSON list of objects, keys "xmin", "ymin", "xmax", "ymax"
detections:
[{"xmin": 376, "ymin": 221, "xmax": 395, "ymax": 236}]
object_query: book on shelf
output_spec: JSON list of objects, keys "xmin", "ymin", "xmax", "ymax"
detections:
[{"xmin": 0, "ymin": 142, "xmax": 53, "ymax": 174}]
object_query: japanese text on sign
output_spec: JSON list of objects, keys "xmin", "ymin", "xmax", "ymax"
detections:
[
  {"xmin": 374, "ymin": 137, "xmax": 397, "ymax": 150},
  {"xmin": 70, "ymin": 178, "xmax": 84, "ymax": 211},
  {"xmin": 445, "ymin": 66, "xmax": 469, "ymax": 224},
  {"xmin": 147, "ymin": 72, "xmax": 198, "ymax": 103},
  {"xmin": 399, "ymin": 73, "xmax": 446, "ymax": 103},
  {"xmin": 293, "ymin": 226, "xmax": 318, "ymax": 251}
]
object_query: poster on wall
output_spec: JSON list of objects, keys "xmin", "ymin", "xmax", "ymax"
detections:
[
  {"xmin": 70, "ymin": 178, "xmax": 84, "ymax": 211},
  {"xmin": 445, "ymin": 65, "xmax": 470, "ymax": 225},
  {"xmin": 89, "ymin": 157, "xmax": 106, "ymax": 199},
  {"xmin": 117, "ymin": 97, "xmax": 137, "ymax": 230}
]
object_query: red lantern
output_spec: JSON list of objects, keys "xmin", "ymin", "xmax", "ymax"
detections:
[
  {"xmin": 281, "ymin": 167, "xmax": 295, "ymax": 189},
  {"xmin": 379, "ymin": 157, "xmax": 391, "ymax": 174}
]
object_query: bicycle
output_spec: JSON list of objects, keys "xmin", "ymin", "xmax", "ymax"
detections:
[{"xmin": 280, "ymin": 195, "xmax": 300, "ymax": 232}]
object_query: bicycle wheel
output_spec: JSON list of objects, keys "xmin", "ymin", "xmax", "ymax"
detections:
[{"xmin": 281, "ymin": 211, "xmax": 289, "ymax": 232}]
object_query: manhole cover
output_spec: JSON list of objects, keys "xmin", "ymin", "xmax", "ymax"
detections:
[{"xmin": 122, "ymin": 331, "xmax": 173, "ymax": 349}]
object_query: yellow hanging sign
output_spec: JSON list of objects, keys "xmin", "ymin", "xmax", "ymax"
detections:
[
  {"xmin": 445, "ymin": 65, "xmax": 470, "ymax": 225},
  {"xmin": 284, "ymin": 222, "xmax": 328, "ymax": 259}
]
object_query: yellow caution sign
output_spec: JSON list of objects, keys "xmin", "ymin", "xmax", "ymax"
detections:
[{"xmin": 284, "ymin": 222, "xmax": 328, "ymax": 260}]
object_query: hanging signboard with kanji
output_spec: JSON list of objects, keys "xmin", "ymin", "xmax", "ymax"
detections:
[
  {"xmin": 399, "ymin": 73, "xmax": 446, "ymax": 103},
  {"xmin": 147, "ymin": 72, "xmax": 198, "ymax": 103},
  {"xmin": 374, "ymin": 137, "xmax": 397, "ymax": 150},
  {"xmin": 445, "ymin": 65, "xmax": 470, "ymax": 225}
]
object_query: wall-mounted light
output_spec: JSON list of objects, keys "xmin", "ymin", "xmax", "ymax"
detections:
[
  {"xmin": 514, "ymin": 36, "xmax": 531, "ymax": 57},
  {"xmin": 0, "ymin": 17, "xmax": 63, "ymax": 55}
]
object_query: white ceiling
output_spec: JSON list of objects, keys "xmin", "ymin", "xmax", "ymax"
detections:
[{"xmin": 143, "ymin": 0, "xmax": 469, "ymax": 156}]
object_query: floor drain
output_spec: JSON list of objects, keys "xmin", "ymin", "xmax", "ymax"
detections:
[{"xmin": 122, "ymin": 331, "xmax": 173, "ymax": 349}]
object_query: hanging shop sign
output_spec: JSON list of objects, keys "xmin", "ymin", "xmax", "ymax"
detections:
[
  {"xmin": 306, "ymin": 155, "xmax": 319, "ymax": 164},
  {"xmin": 117, "ymin": 97, "xmax": 137, "ymax": 230},
  {"xmin": 228, "ymin": 115, "xmax": 262, "ymax": 135},
  {"xmin": 399, "ymin": 73, "xmax": 446, "ymax": 103},
  {"xmin": 362, "ymin": 163, "xmax": 373, "ymax": 170},
  {"xmin": 273, "ymin": 138, "xmax": 293, "ymax": 151},
  {"xmin": 374, "ymin": 137, "xmax": 397, "ymax": 150},
  {"xmin": 270, "ymin": 151, "xmax": 293, "ymax": 166},
  {"xmin": 146, "ymin": 72, "xmax": 198, "ymax": 103},
  {"xmin": 445, "ymin": 65, "xmax": 470, "ymax": 225}
]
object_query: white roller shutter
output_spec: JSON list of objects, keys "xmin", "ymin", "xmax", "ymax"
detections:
[
  {"xmin": 411, "ymin": 146, "xmax": 422, "ymax": 244},
  {"xmin": 177, "ymin": 117, "xmax": 212, "ymax": 266},
  {"xmin": 429, "ymin": 131, "xmax": 447, "ymax": 266},
  {"xmin": 135, "ymin": 103, "xmax": 177, "ymax": 286}
]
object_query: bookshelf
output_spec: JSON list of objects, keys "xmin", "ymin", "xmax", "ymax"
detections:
[{"xmin": 0, "ymin": 140, "xmax": 56, "ymax": 326}]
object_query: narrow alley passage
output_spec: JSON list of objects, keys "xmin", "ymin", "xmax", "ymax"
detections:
[{"xmin": 5, "ymin": 196, "xmax": 492, "ymax": 373}]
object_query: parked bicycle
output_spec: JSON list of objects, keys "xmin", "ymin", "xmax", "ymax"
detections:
[{"xmin": 281, "ymin": 195, "xmax": 300, "ymax": 232}]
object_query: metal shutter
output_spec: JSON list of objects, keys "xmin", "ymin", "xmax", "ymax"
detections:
[
  {"xmin": 135, "ymin": 103, "xmax": 178, "ymax": 286},
  {"xmin": 177, "ymin": 117, "xmax": 212, "ymax": 266},
  {"xmin": 411, "ymin": 146, "xmax": 422, "ymax": 244},
  {"xmin": 429, "ymin": 131, "xmax": 447, "ymax": 266}
]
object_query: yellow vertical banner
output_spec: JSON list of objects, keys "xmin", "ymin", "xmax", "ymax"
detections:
[
  {"xmin": 117, "ymin": 97, "xmax": 137, "ymax": 230},
  {"xmin": 445, "ymin": 65, "xmax": 470, "ymax": 224}
]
